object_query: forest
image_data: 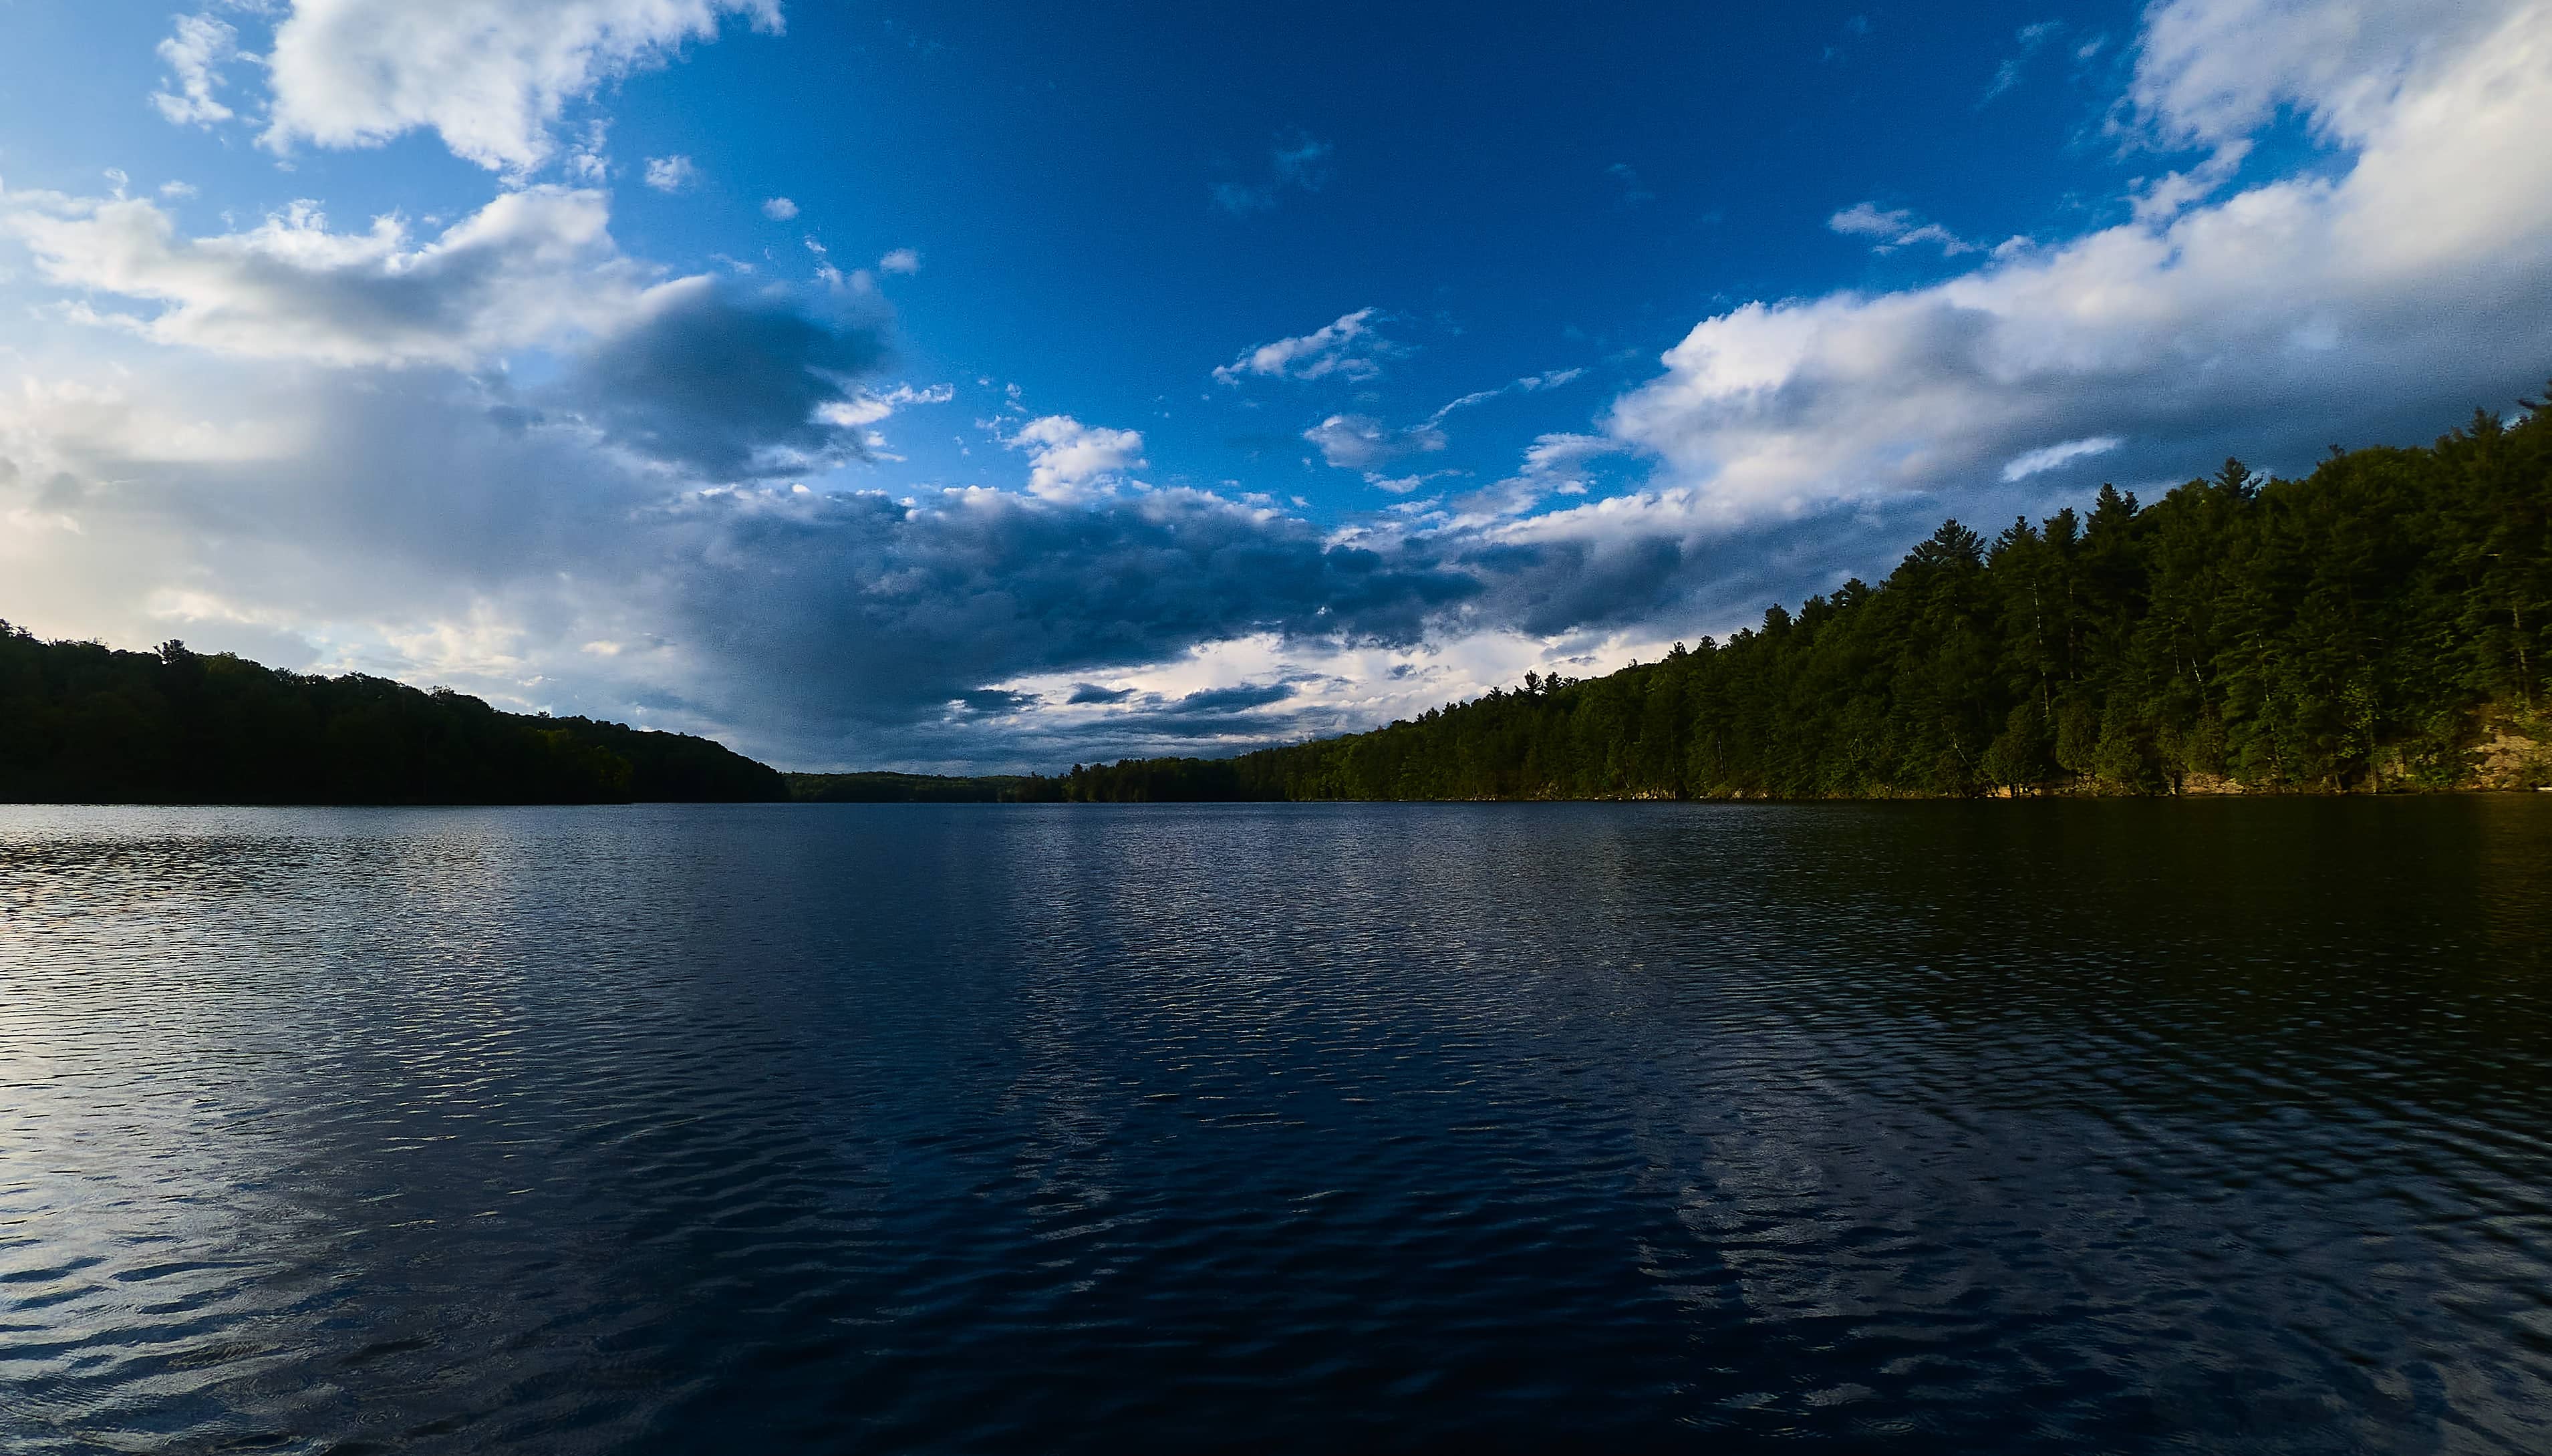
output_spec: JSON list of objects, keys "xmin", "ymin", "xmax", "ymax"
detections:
[
  {"xmin": 787, "ymin": 771, "xmax": 1058, "ymax": 803},
  {"xmin": 1060, "ymin": 396, "xmax": 2552, "ymax": 801},
  {"xmin": 0, "ymin": 631, "xmax": 786, "ymax": 805}
]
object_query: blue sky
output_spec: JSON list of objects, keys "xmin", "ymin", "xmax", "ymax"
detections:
[{"xmin": 2, "ymin": 0, "xmax": 2546, "ymax": 769}]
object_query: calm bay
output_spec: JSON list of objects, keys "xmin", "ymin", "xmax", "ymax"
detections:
[{"xmin": 3, "ymin": 799, "xmax": 2548, "ymax": 1452}]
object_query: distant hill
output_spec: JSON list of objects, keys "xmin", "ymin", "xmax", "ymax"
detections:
[
  {"xmin": 0, "ymin": 632, "xmax": 786, "ymax": 805},
  {"xmin": 1058, "ymin": 397, "xmax": 2552, "ymax": 800}
]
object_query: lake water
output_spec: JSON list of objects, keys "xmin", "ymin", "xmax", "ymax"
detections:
[{"xmin": 3, "ymin": 800, "xmax": 2549, "ymax": 1453}]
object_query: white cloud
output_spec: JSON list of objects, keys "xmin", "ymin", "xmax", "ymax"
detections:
[
  {"xmin": 2001, "ymin": 436, "xmax": 2122, "ymax": 481},
  {"xmin": 643, "ymin": 154, "xmax": 699, "ymax": 192},
  {"xmin": 1982, "ymin": 18, "xmax": 2066, "ymax": 104},
  {"xmin": 1417, "ymin": 433, "xmax": 1621, "ymax": 522},
  {"xmin": 762, "ymin": 196, "xmax": 799, "ymax": 220},
  {"xmin": 563, "ymin": 119, "xmax": 613, "ymax": 184},
  {"xmin": 1426, "ymin": 368, "xmax": 1588, "ymax": 424},
  {"xmin": 877, "ymin": 247, "xmax": 920, "ymax": 274},
  {"xmin": 1, "ymin": 186, "xmax": 650, "ymax": 368},
  {"xmin": 817, "ymin": 382, "xmax": 952, "ymax": 428},
  {"xmin": 259, "ymin": 0, "xmax": 783, "ymax": 173},
  {"xmin": 151, "ymin": 13, "xmax": 243, "ymax": 128},
  {"xmin": 2124, "ymin": 144, "xmax": 2249, "ymax": 225},
  {"xmin": 1430, "ymin": 388, "xmax": 1506, "ymax": 419},
  {"xmin": 0, "ymin": 374, "xmax": 300, "ymax": 471},
  {"xmin": 1606, "ymin": 0, "xmax": 2552, "ymax": 524},
  {"xmin": 1828, "ymin": 202, "xmax": 1981, "ymax": 255},
  {"xmin": 1214, "ymin": 307, "xmax": 1394, "ymax": 384},
  {"xmin": 1004, "ymin": 414, "xmax": 1145, "ymax": 499},
  {"xmin": 2126, "ymin": 0, "xmax": 2493, "ymax": 151},
  {"xmin": 1302, "ymin": 414, "xmax": 1445, "ymax": 471}
]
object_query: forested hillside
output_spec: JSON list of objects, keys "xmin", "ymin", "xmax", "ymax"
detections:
[
  {"xmin": 787, "ymin": 771, "xmax": 1058, "ymax": 803},
  {"xmin": 1065, "ymin": 397, "xmax": 2552, "ymax": 800},
  {"xmin": 0, "ymin": 633, "xmax": 786, "ymax": 805}
]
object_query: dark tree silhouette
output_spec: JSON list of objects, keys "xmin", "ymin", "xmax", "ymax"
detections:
[{"xmin": 0, "ymin": 637, "xmax": 786, "ymax": 805}]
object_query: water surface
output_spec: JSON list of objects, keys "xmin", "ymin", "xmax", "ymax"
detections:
[{"xmin": 3, "ymin": 800, "xmax": 2549, "ymax": 1452}]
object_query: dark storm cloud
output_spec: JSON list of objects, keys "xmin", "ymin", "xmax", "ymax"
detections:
[
  {"xmin": 958, "ymin": 688, "xmax": 1040, "ymax": 714},
  {"xmin": 1102, "ymin": 712, "xmax": 1293, "ymax": 741},
  {"xmin": 564, "ymin": 277, "xmax": 891, "ymax": 479},
  {"xmin": 1167, "ymin": 682, "xmax": 1295, "ymax": 712},
  {"xmin": 638, "ymin": 484, "xmax": 1479, "ymax": 745},
  {"xmin": 1060, "ymin": 683, "xmax": 1306, "ymax": 746}
]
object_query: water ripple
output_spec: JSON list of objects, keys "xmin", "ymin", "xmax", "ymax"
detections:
[{"xmin": 1, "ymin": 799, "xmax": 2548, "ymax": 1451}]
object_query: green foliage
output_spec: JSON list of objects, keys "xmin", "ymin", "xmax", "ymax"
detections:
[
  {"xmin": 1064, "ymin": 396, "xmax": 2552, "ymax": 800},
  {"xmin": 0, "ymin": 634, "xmax": 786, "ymax": 805}
]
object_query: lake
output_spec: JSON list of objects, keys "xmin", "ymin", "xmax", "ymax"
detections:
[{"xmin": 3, "ymin": 800, "xmax": 2549, "ymax": 1452}]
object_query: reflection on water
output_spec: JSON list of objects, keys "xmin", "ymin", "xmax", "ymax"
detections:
[{"xmin": 3, "ymin": 800, "xmax": 2549, "ymax": 1452}]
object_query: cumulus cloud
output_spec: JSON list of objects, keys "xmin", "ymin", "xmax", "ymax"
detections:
[
  {"xmin": 640, "ymin": 480, "xmax": 1486, "ymax": 758},
  {"xmin": 2115, "ymin": 0, "xmax": 2515, "ymax": 227},
  {"xmin": 877, "ymin": 247, "xmax": 920, "ymax": 274},
  {"xmin": 561, "ymin": 276, "xmax": 893, "ymax": 478},
  {"xmin": 762, "ymin": 196, "xmax": 799, "ymax": 220},
  {"xmin": 1214, "ymin": 307, "xmax": 1395, "ymax": 384},
  {"xmin": 0, "ymin": 183, "xmax": 899, "ymax": 483},
  {"xmin": 1, "ymin": 187, "xmax": 648, "ymax": 368},
  {"xmin": 1302, "ymin": 414, "xmax": 1446, "ymax": 471},
  {"xmin": 819, "ymin": 382, "xmax": 952, "ymax": 429},
  {"xmin": 643, "ymin": 154, "xmax": 700, "ymax": 192},
  {"xmin": 1004, "ymin": 415, "xmax": 1145, "ymax": 499},
  {"xmin": 1608, "ymin": 0, "xmax": 2552, "ymax": 525},
  {"xmin": 150, "ymin": 13, "xmax": 243, "ymax": 128},
  {"xmin": 1365, "ymin": 473, "xmax": 1446, "ymax": 496},
  {"xmin": 1441, "ymin": 433, "xmax": 1619, "ymax": 518},
  {"xmin": 257, "ymin": 0, "xmax": 782, "ymax": 172},
  {"xmin": 2127, "ymin": 0, "xmax": 2496, "ymax": 150},
  {"xmin": 562, "ymin": 118, "xmax": 613, "ymax": 183}
]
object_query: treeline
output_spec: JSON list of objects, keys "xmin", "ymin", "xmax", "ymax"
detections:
[
  {"xmin": 787, "ymin": 770, "xmax": 1062, "ymax": 803},
  {"xmin": 0, "ymin": 631, "xmax": 787, "ymax": 805},
  {"xmin": 1062, "ymin": 397, "xmax": 2552, "ymax": 800}
]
